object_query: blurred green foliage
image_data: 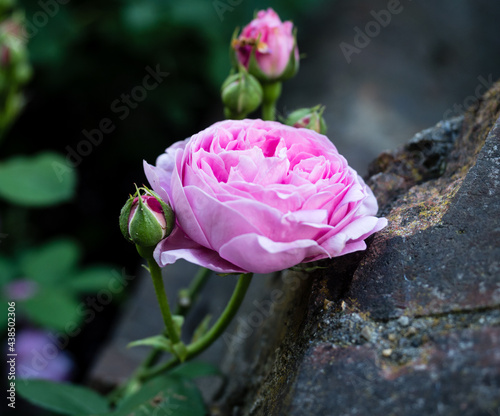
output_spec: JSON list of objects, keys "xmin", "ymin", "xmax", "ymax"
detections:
[
  {"xmin": 0, "ymin": 237, "xmax": 123, "ymax": 331},
  {"xmin": 0, "ymin": 152, "xmax": 75, "ymax": 206},
  {"xmin": 18, "ymin": 361, "xmax": 220, "ymax": 416}
]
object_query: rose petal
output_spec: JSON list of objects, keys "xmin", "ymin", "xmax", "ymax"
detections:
[
  {"xmin": 219, "ymin": 233, "xmax": 328, "ymax": 274},
  {"xmin": 143, "ymin": 161, "xmax": 172, "ymax": 207},
  {"xmin": 154, "ymin": 227, "xmax": 244, "ymax": 274}
]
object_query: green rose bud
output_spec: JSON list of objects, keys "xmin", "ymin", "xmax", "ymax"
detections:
[
  {"xmin": 120, "ymin": 187, "xmax": 175, "ymax": 248},
  {"xmin": 285, "ymin": 105, "xmax": 327, "ymax": 135},
  {"xmin": 221, "ymin": 66, "xmax": 263, "ymax": 119}
]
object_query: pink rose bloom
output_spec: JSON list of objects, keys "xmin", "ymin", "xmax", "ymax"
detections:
[
  {"xmin": 145, "ymin": 119, "xmax": 387, "ymax": 274},
  {"xmin": 232, "ymin": 8, "xmax": 299, "ymax": 81}
]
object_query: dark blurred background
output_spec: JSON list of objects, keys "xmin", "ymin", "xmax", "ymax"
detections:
[{"xmin": 3, "ymin": 0, "xmax": 500, "ymax": 283}]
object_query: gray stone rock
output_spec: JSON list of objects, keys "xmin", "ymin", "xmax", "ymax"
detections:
[{"xmin": 214, "ymin": 81, "xmax": 500, "ymax": 415}]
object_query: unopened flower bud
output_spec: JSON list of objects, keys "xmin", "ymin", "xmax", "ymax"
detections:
[
  {"xmin": 231, "ymin": 8, "xmax": 299, "ymax": 83},
  {"xmin": 221, "ymin": 67, "xmax": 262, "ymax": 119},
  {"xmin": 285, "ymin": 105, "xmax": 327, "ymax": 135},
  {"xmin": 0, "ymin": 14, "xmax": 32, "ymax": 133},
  {"xmin": 120, "ymin": 187, "xmax": 175, "ymax": 248}
]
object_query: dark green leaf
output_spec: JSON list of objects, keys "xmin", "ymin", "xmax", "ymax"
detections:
[
  {"xmin": 0, "ymin": 255, "xmax": 17, "ymax": 285},
  {"xmin": 17, "ymin": 379, "xmax": 110, "ymax": 415},
  {"xmin": 65, "ymin": 266, "xmax": 117, "ymax": 293},
  {"xmin": 113, "ymin": 375, "xmax": 206, "ymax": 416},
  {"xmin": 169, "ymin": 362, "xmax": 221, "ymax": 380},
  {"xmin": 21, "ymin": 288, "xmax": 82, "ymax": 330},
  {"xmin": 0, "ymin": 152, "xmax": 76, "ymax": 207},
  {"xmin": 20, "ymin": 239, "xmax": 81, "ymax": 284}
]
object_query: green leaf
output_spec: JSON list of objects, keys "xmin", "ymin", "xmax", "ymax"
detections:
[
  {"xmin": 0, "ymin": 152, "xmax": 76, "ymax": 207},
  {"xmin": 0, "ymin": 255, "xmax": 17, "ymax": 285},
  {"xmin": 21, "ymin": 288, "xmax": 82, "ymax": 330},
  {"xmin": 17, "ymin": 379, "xmax": 110, "ymax": 415},
  {"xmin": 65, "ymin": 266, "xmax": 117, "ymax": 293},
  {"xmin": 128, "ymin": 335, "xmax": 173, "ymax": 352},
  {"xmin": 113, "ymin": 375, "xmax": 206, "ymax": 416},
  {"xmin": 20, "ymin": 239, "xmax": 81, "ymax": 284},
  {"xmin": 169, "ymin": 362, "xmax": 221, "ymax": 380}
]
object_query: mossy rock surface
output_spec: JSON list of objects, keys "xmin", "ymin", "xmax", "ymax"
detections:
[{"xmin": 216, "ymin": 81, "xmax": 500, "ymax": 416}]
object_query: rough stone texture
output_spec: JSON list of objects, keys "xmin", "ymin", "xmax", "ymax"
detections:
[{"xmin": 215, "ymin": 82, "xmax": 500, "ymax": 415}]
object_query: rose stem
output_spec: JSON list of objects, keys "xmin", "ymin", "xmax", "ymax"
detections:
[
  {"xmin": 136, "ymin": 245, "xmax": 180, "ymax": 346},
  {"xmin": 107, "ymin": 267, "xmax": 212, "ymax": 403},
  {"xmin": 261, "ymin": 82, "xmax": 282, "ymax": 121},
  {"xmin": 139, "ymin": 266, "xmax": 212, "ymax": 365},
  {"xmin": 138, "ymin": 272, "xmax": 253, "ymax": 381},
  {"xmin": 137, "ymin": 266, "xmax": 212, "ymax": 365}
]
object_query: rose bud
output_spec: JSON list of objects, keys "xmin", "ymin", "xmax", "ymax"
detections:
[
  {"xmin": 120, "ymin": 188, "xmax": 175, "ymax": 248},
  {"xmin": 221, "ymin": 66, "xmax": 263, "ymax": 119},
  {"xmin": 0, "ymin": 18, "xmax": 32, "ymax": 83},
  {"xmin": 285, "ymin": 105, "xmax": 327, "ymax": 135},
  {"xmin": 231, "ymin": 8, "xmax": 299, "ymax": 83}
]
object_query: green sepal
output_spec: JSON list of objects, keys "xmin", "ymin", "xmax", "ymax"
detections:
[
  {"xmin": 128, "ymin": 194, "xmax": 165, "ymax": 247},
  {"xmin": 221, "ymin": 65, "xmax": 263, "ymax": 119},
  {"xmin": 127, "ymin": 334, "xmax": 173, "ymax": 352},
  {"xmin": 290, "ymin": 261, "xmax": 329, "ymax": 273},
  {"xmin": 119, "ymin": 195, "xmax": 134, "ymax": 242},
  {"xmin": 229, "ymin": 26, "xmax": 240, "ymax": 70}
]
